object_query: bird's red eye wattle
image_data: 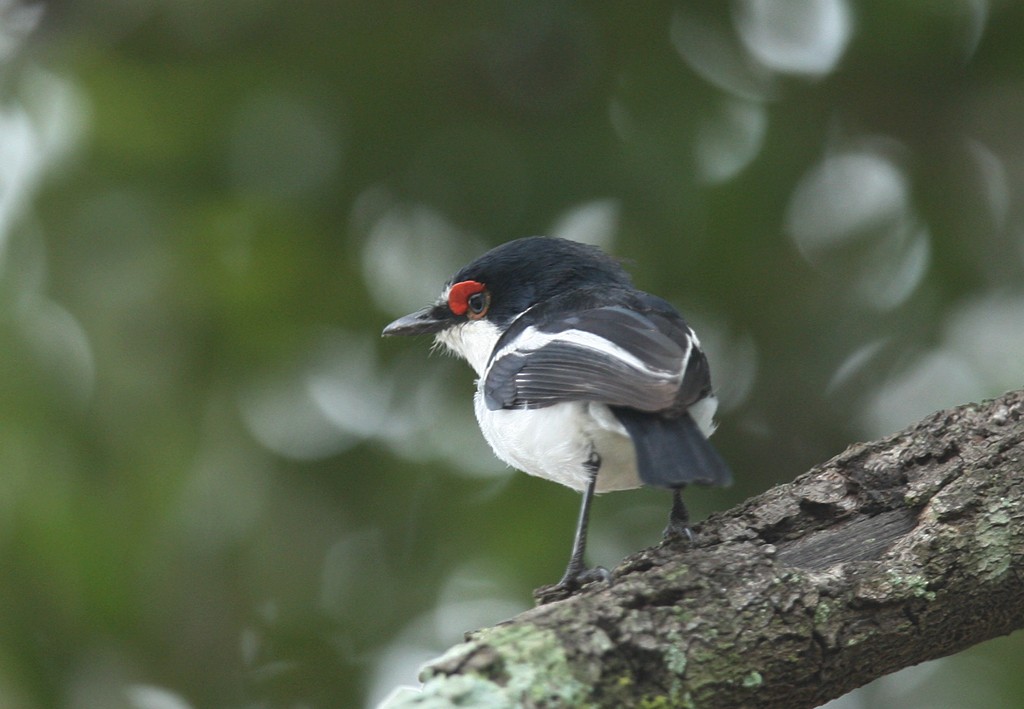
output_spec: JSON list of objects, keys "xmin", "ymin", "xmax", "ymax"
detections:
[{"xmin": 448, "ymin": 280, "xmax": 490, "ymax": 319}]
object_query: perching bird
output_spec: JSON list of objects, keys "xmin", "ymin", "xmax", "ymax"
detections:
[{"xmin": 382, "ymin": 236, "xmax": 731, "ymax": 595}]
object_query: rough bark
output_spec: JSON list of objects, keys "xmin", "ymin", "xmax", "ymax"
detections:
[{"xmin": 384, "ymin": 389, "xmax": 1024, "ymax": 708}]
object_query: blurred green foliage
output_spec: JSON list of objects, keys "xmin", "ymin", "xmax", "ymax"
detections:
[{"xmin": 0, "ymin": 1, "xmax": 1022, "ymax": 707}]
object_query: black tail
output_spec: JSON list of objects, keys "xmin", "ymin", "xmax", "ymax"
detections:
[{"xmin": 611, "ymin": 408, "xmax": 732, "ymax": 488}]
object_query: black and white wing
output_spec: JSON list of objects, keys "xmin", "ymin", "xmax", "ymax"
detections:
[
  {"xmin": 482, "ymin": 302, "xmax": 705, "ymax": 413},
  {"xmin": 482, "ymin": 296, "xmax": 731, "ymax": 488}
]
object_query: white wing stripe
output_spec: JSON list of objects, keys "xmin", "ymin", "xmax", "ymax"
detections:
[{"xmin": 485, "ymin": 325, "xmax": 690, "ymax": 382}]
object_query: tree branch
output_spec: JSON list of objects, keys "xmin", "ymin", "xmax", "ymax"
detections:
[{"xmin": 384, "ymin": 389, "xmax": 1024, "ymax": 708}]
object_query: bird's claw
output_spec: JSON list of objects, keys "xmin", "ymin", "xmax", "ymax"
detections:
[
  {"xmin": 533, "ymin": 565, "xmax": 612, "ymax": 605},
  {"xmin": 570, "ymin": 565, "xmax": 612, "ymax": 586},
  {"xmin": 663, "ymin": 522, "xmax": 697, "ymax": 544}
]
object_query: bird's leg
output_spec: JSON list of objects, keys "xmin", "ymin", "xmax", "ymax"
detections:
[
  {"xmin": 664, "ymin": 486, "xmax": 697, "ymax": 543},
  {"xmin": 556, "ymin": 453, "xmax": 611, "ymax": 590}
]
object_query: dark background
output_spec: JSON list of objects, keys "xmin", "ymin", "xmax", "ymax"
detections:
[{"xmin": 1, "ymin": 1, "xmax": 1022, "ymax": 707}]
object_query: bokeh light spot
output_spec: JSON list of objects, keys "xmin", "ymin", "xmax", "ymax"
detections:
[
  {"xmin": 359, "ymin": 196, "xmax": 483, "ymax": 317},
  {"xmin": 671, "ymin": 7, "xmax": 774, "ymax": 101},
  {"xmin": 788, "ymin": 151, "xmax": 908, "ymax": 251},
  {"xmin": 17, "ymin": 297, "xmax": 96, "ymax": 406},
  {"xmin": 124, "ymin": 684, "xmax": 194, "ymax": 709},
  {"xmin": 861, "ymin": 350, "xmax": 982, "ymax": 438},
  {"xmin": 550, "ymin": 199, "xmax": 620, "ymax": 250},
  {"xmin": 945, "ymin": 292, "xmax": 1024, "ymax": 394},
  {"xmin": 695, "ymin": 98, "xmax": 767, "ymax": 183},
  {"xmin": 733, "ymin": 0, "xmax": 853, "ymax": 77},
  {"xmin": 787, "ymin": 148, "xmax": 931, "ymax": 310}
]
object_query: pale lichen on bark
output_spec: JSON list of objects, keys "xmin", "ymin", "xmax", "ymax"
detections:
[{"xmin": 383, "ymin": 389, "xmax": 1024, "ymax": 708}]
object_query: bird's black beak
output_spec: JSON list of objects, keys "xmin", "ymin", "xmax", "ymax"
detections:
[{"xmin": 382, "ymin": 305, "xmax": 452, "ymax": 337}]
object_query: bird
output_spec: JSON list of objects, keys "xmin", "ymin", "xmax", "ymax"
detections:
[{"xmin": 382, "ymin": 236, "xmax": 731, "ymax": 597}]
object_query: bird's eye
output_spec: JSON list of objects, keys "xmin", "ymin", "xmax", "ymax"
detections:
[
  {"xmin": 466, "ymin": 290, "xmax": 490, "ymax": 319},
  {"xmin": 447, "ymin": 280, "xmax": 490, "ymax": 319}
]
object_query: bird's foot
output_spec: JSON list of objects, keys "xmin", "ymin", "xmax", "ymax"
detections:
[
  {"xmin": 663, "ymin": 487, "xmax": 697, "ymax": 544},
  {"xmin": 662, "ymin": 520, "xmax": 697, "ymax": 544},
  {"xmin": 532, "ymin": 565, "xmax": 612, "ymax": 605}
]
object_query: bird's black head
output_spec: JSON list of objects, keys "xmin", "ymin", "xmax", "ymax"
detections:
[{"xmin": 382, "ymin": 237, "xmax": 633, "ymax": 336}]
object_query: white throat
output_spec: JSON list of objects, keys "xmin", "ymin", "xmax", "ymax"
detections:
[{"xmin": 434, "ymin": 319, "xmax": 503, "ymax": 376}]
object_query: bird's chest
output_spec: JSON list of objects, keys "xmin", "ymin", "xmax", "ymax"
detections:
[{"xmin": 472, "ymin": 390, "xmax": 640, "ymax": 493}]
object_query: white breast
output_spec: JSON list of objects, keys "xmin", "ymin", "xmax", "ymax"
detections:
[
  {"xmin": 473, "ymin": 392, "xmax": 642, "ymax": 493},
  {"xmin": 436, "ymin": 317, "xmax": 643, "ymax": 493}
]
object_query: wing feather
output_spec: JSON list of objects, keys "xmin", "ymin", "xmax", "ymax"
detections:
[{"xmin": 483, "ymin": 305, "xmax": 698, "ymax": 412}]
